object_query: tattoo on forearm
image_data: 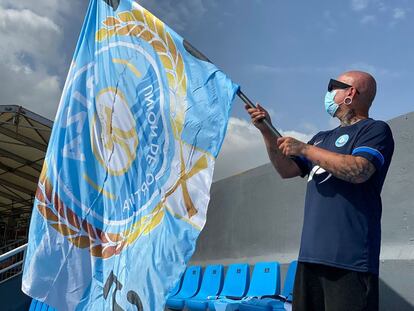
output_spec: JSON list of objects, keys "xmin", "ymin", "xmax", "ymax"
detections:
[{"xmin": 315, "ymin": 156, "xmax": 376, "ymax": 183}]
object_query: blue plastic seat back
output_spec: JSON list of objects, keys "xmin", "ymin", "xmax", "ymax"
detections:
[
  {"xmin": 282, "ymin": 260, "xmax": 298, "ymax": 301},
  {"xmin": 31, "ymin": 300, "xmax": 56, "ymax": 311},
  {"xmin": 220, "ymin": 263, "xmax": 250, "ymax": 298},
  {"xmin": 194, "ymin": 264, "xmax": 224, "ymax": 298},
  {"xmin": 175, "ymin": 265, "xmax": 202, "ymax": 299},
  {"xmin": 168, "ymin": 272, "xmax": 184, "ymax": 298},
  {"xmin": 34, "ymin": 300, "xmax": 43, "ymax": 311},
  {"xmin": 246, "ymin": 262, "xmax": 280, "ymax": 297},
  {"xmin": 29, "ymin": 299, "xmax": 37, "ymax": 311}
]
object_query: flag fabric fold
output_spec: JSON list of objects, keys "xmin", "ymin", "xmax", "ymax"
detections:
[{"xmin": 22, "ymin": 0, "xmax": 238, "ymax": 310}]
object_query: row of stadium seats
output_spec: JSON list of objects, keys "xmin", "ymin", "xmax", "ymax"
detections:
[
  {"xmin": 28, "ymin": 261, "xmax": 297, "ymax": 310},
  {"xmin": 166, "ymin": 261, "xmax": 298, "ymax": 311}
]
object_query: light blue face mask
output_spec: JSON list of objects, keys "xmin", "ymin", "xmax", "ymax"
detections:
[{"xmin": 324, "ymin": 90, "xmax": 338, "ymax": 117}]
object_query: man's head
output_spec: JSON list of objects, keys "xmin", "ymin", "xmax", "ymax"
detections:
[{"xmin": 327, "ymin": 71, "xmax": 377, "ymax": 118}]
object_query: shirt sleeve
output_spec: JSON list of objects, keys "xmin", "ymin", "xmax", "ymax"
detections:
[
  {"xmin": 352, "ymin": 121, "xmax": 394, "ymax": 171},
  {"xmin": 292, "ymin": 135, "xmax": 317, "ymax": 178}
]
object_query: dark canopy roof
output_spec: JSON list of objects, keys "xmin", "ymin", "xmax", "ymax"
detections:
[{"xmin": 0, "ymin": 105, "xmax": 52, "ymax": 221}]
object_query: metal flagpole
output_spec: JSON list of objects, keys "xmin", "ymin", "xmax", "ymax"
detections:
[
  {"xmin": 183, "ymin": 41, "xmax": 283, "ymax": 138},
  {"xmin": 236, "ymin": 90, "xmax": 282, "ymax": 138}
]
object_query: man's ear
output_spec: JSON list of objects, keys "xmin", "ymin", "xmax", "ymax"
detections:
[{"xmin": 352, "ymin": 87, "xmax": 359, "ymax": 97}]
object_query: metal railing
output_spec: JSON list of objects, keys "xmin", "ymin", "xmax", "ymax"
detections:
[
  {"xmin": 0, "ymin": 238, "xmax": 27, "ymax": 255},
  {"xmin": 0, "ymin": 243, "xmax": 27, "ymax": 284}
]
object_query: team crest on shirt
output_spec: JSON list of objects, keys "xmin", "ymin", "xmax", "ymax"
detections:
[{"xmin": 335, "ymin": 134, "xmax": 349, "ymax": 147}]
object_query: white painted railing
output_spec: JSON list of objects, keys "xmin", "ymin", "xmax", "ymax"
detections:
[{"xmin": 0, "ymin": 243, "xmax": 27, "ymax": 284}]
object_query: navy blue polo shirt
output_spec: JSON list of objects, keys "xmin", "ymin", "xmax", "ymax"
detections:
[{"xmin": 293, "ymin": 118, "xmax": 394, "ymax": 274}]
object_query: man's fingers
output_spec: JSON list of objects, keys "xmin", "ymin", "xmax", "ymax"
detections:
[
  {"xmin": 279, "ymin": 144, "xmax": 288, "ymax": 156},
  {"xmin": 278, "ymin": 139, "xmax": 292, "ymax": 156},
  {"xmin": 245, "ymin": 104, "xmax": 257, "ymax": 111},
  {"xmin": 251, "ymin": 112, "xmax": 266, "ymax": 124},
  {"xmin": 252, "ymin": 117, "xmax": 266, "ymax": 124},
  {"xmin": 246, "ymin": 107, "xmax": 260, "ymax": 115},
  {"xmin": 278, "ymin": 140, "xmax": 286, "ymax": 151},
  {"xmin": 281, "ymin": 145, "xmax": 291, "ymax": 157},
  {"xmin": 277, "ymin": 137, "xmax": 287, "ymax": 146},
  {"xmin": 245, "ymin": 103, "xmax": 274, "ymax": 133},
  {"xmin": 251, "ymin": 111, "xmax": 266, "ymax": 118}
]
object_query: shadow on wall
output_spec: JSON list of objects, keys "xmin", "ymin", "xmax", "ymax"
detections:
[{"xmin": 380, "ymin": 278, "xmax": 414, "ymax": 311}]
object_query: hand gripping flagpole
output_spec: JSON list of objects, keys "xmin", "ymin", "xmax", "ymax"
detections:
[{"xmin": 183, "ymin": 41, "xmax": 283, "ymax": 138}]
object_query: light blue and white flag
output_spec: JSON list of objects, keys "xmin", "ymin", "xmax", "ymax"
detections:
[{"xmin": 22, "ymin": 0, "xmax": 238, "ymax": 310}]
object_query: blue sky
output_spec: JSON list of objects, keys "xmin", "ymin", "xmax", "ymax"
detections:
[
  {"xmin": 0, "ymin": 0, "xmax": 412, "ymax": 179},
  {"xmin": 147, "ymin": 0, "xmax": 413, "ymax": 132}
]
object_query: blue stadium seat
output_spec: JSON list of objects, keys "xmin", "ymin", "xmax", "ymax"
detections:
[
  {"xmin": 280, "ymin": 260, "xmax": 298, "ymax": 302},
  {"xmin": 207, "ymin": 263, "xmax": 250, "ymax": 310},
  {"xmin": 29, "ymin": 299, "xmax": 57, "ymax": 311},
  {"xmin": 168, "ymin": 274, "xmax": 184, "ymax": 298},
  {"xmin": 29, "ymin": 299, "xmax": 37, "ymax": 311},
  {"xmin": 165, "ymin": 266, "xmax": 202, "ymax": 310},
  {"xmin": 186, "ymin": 265, "xmax": 224, "ymax": 310},
  {"xmin": 34, "ymin": 300, "xmax": 42, "ymax": 311},
  {"xmin": 239, "ymin": 260, "xmax": 298, "ymax": 311},
  {"xmin": 210, "ymin": 262, "xmax": 280, "ymax": 311},
  {"xmin": 245, "ymin": 261, "xmax": 281, "ymax": 297}
]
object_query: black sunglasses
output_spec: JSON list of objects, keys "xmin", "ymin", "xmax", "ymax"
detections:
[{"xmin": 328, "ymin": 79, "xmax": 359, "ymax": 94}]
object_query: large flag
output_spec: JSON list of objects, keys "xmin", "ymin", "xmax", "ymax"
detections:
[{"xmin": 22, "ymin": 0, "xmax": 238, "ymax": 310}]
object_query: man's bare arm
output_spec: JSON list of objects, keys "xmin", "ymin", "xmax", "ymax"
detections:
[
  {"xmin": 278, "ymin": 137, "xmax": 376, "ymax": 184},
  {"xmin": 262, "ymin": 132, "xmax": 302, "ymax": 179},
  {"xmin": 245, "ymin": 104, "xmax": 302, "ymax": 179}
]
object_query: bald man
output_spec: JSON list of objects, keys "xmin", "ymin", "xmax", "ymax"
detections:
[{"xmin": 246, "ymin": 71, "xmax": 394, "ymax": 311}]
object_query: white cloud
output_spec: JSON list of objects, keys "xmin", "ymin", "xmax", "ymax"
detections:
[
  {"xmin": 322, "ymin": 10, "xmax": 337, "ymax": 34},
  {"xmin": 0, "ymin": 0, "xmax": 87, "ymax": 119},
  {"xmin": 351, "ymin": 0, "xmax": 370, "ymax": 11},
  {"xmin": 0, "ymin": 62, "xmax": 61, "ymax": 117},
  {"xmin": 0, "ymin": 8, "xmax": 62, "ymax": 65},
  {"xmin": 0, "ymin": 5, "xmax": 64, "ymax": 118},
  {"xmin": 251, "ymin": 64, "xmax": 339, "ymax": 76},
  {"xmin": 348, "ymin": 62, "xmax": 402, "ymax": 78},
  {"xmin": 377, "ymin": 2, "xmax": 387, "ymax": 12},
  {"xmin": 360, "ymin": 15, "xmax": 376, "ymax": 24},
  {"xmin": 213, "ymin": 117, "xmax": 313, "ymax": 181},
  {"xmin": 393, "ymin": 8, "xmax": 406, "ymax": 20},
  {"xmin": 0, "ymin": 0, "xmax": 73, "ymax": 20}
]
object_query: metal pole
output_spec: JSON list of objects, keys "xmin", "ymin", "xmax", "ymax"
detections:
[
  {"xmin": 183, "ymin": 40, "xmax": 283, "ymax": 138},
  {"xmin": 236, "ymin": 89, "xmax": 282, "ymax": 138}
]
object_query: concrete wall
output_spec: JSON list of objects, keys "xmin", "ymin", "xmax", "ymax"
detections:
[{"xmin": 191, "ymin": 112, "xmax": 414, "ymax": 310}]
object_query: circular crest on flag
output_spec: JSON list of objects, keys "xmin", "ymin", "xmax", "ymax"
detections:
[{"xmin": 33, "ymin": 8, "xmax": 193, "ymax": 258}]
